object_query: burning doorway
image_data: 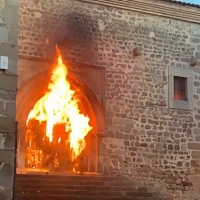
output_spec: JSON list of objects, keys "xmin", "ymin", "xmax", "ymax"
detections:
[{"xmin": 16, "ymin": 49, "xmax": 105, "ymax": 174}]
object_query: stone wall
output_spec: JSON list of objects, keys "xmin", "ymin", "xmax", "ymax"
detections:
[
  {"xmin": 0, "ymin": 0, "xmax": 19, "ymax": 199},
  {"xmin": 18, "ymin": 0, "xmax": 200, "ymax": 199}
]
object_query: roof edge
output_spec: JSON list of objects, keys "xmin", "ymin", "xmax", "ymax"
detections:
[
  {"xmin": 79, "ymin": 0, "xmax": 200, "ymax": 24},
  {"xmin": 161, "ymin": 0, "xmax": 200, "ymax": 8}
]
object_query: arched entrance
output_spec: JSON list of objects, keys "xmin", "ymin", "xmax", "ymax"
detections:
[{"xmin": 16, "ymin": 69, "xmax": 105, "ymax": 173}]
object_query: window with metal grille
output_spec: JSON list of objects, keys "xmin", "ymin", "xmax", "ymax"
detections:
[{"xmin": 174, "ymin": 76, "xmax": 187, "ymax": 101}]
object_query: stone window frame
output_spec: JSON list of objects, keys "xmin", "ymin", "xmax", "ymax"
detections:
[{"xmin": 168, "ymin": 66, "xmax": 193, "ymax": 111}]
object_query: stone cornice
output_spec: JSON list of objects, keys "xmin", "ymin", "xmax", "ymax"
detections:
[{"xmin": 79, "ymin": 0, "xmax": 200, "ymax": 24}]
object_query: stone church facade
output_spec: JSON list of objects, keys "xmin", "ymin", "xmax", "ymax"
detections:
[{"xmin": 0, "ymin": 0, "xmax": 200, "ymax": 199}]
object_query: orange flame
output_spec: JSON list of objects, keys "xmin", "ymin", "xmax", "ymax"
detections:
[{"xmin": 26, "ymin": 46, "xmax": 92, "ymax": 160}]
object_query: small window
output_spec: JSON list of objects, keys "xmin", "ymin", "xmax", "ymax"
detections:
[
  {"xmin": 174, "ymin": 76, "xmax": 187, "ymax": 101},
  {"xmin": 169, "ymin": 66, "xmax": 193, "ymax": 110}
]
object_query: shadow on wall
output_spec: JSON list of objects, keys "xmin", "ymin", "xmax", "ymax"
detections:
[{"xmin": 47, "ymin": 11, "xmax": 97, "ymax": 63}]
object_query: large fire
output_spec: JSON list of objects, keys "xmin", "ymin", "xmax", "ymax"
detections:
[{"xmin": 25, "ymin": 46, "xmax": 92, "ymax": 171}]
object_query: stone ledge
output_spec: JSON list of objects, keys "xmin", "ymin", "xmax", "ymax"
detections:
[{"xmin": 79, "ymin": 0, "xmax": 200, "ymax": 24}]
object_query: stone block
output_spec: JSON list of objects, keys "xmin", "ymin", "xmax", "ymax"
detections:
[
  {"xmin": 105, "ymin": 117, "xmax": 112, "ymax": 124},
  {"xmin": 190, "ymin": 57, "xmax": 197, "ymax": 67},
  {"xmin": 113, "ymin": 118, "xmax": 124, "ymax": 125},
  {"xmin": 0, "ymin": 42, "xmax": 17, "ymax": 59},
  {"xmin": 5, "ymin": 0, "xmax": 20, "ymax": 6},
  {"xmin": 191, "ymin": 38, "xmax": 200, "ymax": 43},
  {"xmin": 133, "ymin": 47, "xmax": 142, "ymax": 57},
  {"xmin": 0, "ymin": 162, "xmax": 14, "ymax": 188},
  {"xmin": 195, "ymin": 52, "xmax": 200, "ymax": 60},
  {"xmin": 188, "ymin": 143, "xmax": 200, "ymax": 150},
  {"xmin": 193, "ymin": 128, "xmax": 200, "ymax": 134},
  {"xmin": 8, "ymin": 25, "xmax": 18, "ymax": 44},
  {"xmin": 191, "ymin": 160, "xmax": 200, "ymax": 168},
  {"xmin": 0, "ymin": 116, "xmax": 15, "ymax": 132},
  {"xmin": 0, "ymin": 188, "xmax": 13, "ymax": 200},
  {"xmin": 0, "ymin": 90, "xmax": 16, "ymax": 101},
  {"xmin": 0, "ymin": 101, "xmax": 4, "ymax": 115},
  {"xmin": 5, "ymin": 58, "xmax": 17, "ymax": 75},
  {"xmin": 98, "ymin": 160, "xmax": 103, "ymax": 173},
  {"xmin": 191, "ymin": 151, "xmax": 200, "ymax": 159},
  {"xmin": 0, "ymin": 74, "xmax": 17, "ymax": 92},
  {"xmin": 0, "ymin": 133, "xmax": 15, "ymax": 149},
  {"xmin": 0, "ymin": 149, "xmax": 14, "ymax": 162},
  {"xmin": 195, "ymin": 136, "xmax": 200, "ymax": 142},
  {"xmin": 0, "ymin": 25, "xmax": 9, "ymax": 42},
  {"xmin": 0, "ymin": 133, "xmax": 5, "ymax": 149},
  {"xmin": 194, "ymin": 81, "xmax": 200, "ymax": 87},
  {"xmin": 124, "ymin": 118, "xmax": 133, "ymax": 126},
  {"xmin": 192, "ymin": 183, "xmax": 200, "ymax": 191},
  {"xmin": 188, "ymin": 175, "xmax": 200, "ymax": 183},
  {"xmin": 2, "ymin": 5, "xmax": 19, "ymax": 26},
  {"xmin": 4, "ymin": 102, "xmax": 16, "ymax": 118},
  {"xmin": 107, "ymin": 125, "xmax": 120, "ymax": 132},
  {"xmin": 196, "ymin": 88, "xmax": 200, "ymax": 94},
  {"xmin": 186, "ymin": 191, "xmax": 200, "ymax": 200}
]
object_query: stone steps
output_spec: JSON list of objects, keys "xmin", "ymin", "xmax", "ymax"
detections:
[
  {"xmin": 16, "ymin": 185, "xmax": 141, "ymax": 191},
  {"xmin": 15, "ymin": 189, "xmax": 155, "ymax": 196},
  {"xmin": 14, "ymin": 174, "xmax": 166, "ymax": 200},
  {"xmin": 15, "ymin": 195, "xmax": 164, "ymax": 200}
]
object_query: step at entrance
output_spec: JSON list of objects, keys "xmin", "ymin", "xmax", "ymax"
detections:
[{"xmin": 14, "ymin": 174, "xmax": 170, "ymax": 200}]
